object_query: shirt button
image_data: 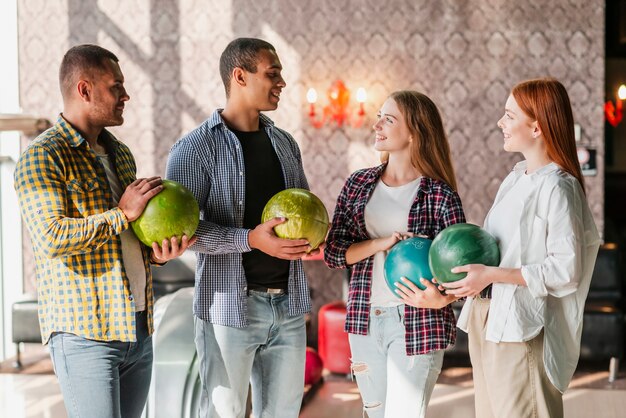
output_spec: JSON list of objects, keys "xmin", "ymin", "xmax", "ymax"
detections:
[
  {"xmin": 238, "ymin": 201, "xmax": 243, "ymax": 205},
  {"xmin": 129, "ymin": 295, "xmax": 134, "ymax": 301},
  {"xmin": 239, "ymin": 171, "xmax": 243, "ymax": 176},
  {"xmin": 374, "ymin": 309, "xmax": 382, "ymax": 316},
  {"xmin": 235, "ymin": 144, "xmax": 239, "ymax": 149}
]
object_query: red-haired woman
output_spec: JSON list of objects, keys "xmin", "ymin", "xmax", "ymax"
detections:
[
  {"xmin": 324, "ymin": 91, "xmax": 463, "ymax": 418},
  {"xmin": 407, "ymin": 78, "xmax": 599, "ymax": 418}
]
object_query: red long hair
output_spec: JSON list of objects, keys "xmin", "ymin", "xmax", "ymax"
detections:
[{"xmin": 512, "ymin": 78, "xmax": 585, "ymax": 194}]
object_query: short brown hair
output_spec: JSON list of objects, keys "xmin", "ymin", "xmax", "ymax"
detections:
[{"xmin": 59, "ymin": 44, "xmax": 119, "ymax": 99}]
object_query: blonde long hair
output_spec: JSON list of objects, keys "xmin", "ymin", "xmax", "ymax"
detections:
[{"xmin": 380, "ymin": 91, "xmax": 458, "ymax": 191}]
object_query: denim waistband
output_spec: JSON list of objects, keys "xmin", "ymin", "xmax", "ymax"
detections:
[{"xmin": 369, "ymin": 305, "xmax": 404, "ymax": 320}]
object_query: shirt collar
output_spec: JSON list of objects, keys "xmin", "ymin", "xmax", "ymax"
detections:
[
  {"xmin": 56, "ymin": 114, "xmax": 86, "ymax": 148},
  {"xmin": 512, "ymin": 160, "xmax": 559, "ymax": 178},
  {"xmin": 418, "ymin": 176, "xmax": 433, "ymax": 194},
  {"xmin": 56, "ymin": 114, "xmax": 118, "ymax": 153},
  {"xmin": 207, "ymin": 109, "xmax": 276, "ymax": 130}
]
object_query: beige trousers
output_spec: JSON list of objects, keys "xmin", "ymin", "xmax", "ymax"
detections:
[{"xmin": 468, "ymin": 298, "xmax": 563, "ymax": 418}]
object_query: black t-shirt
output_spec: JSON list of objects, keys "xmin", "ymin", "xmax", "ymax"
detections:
[{"xmin": 232, "ymin": 127, "xmax": 290, "ymax": 290}]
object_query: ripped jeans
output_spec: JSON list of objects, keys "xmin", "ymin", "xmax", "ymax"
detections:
[{"xmin": 348, "ymin": 306, "xmax": 444, "ymax": 418}]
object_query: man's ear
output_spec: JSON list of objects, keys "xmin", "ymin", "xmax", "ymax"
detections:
[
  {"xmin": 76, "ymin": 79, "xmax": 92, "ymax": 102},
  {"xmin": 232, "ymin": 67, "xmax": 246, "ymax": 88}
]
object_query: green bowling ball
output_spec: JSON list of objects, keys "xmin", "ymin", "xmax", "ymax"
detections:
[
  {"xmin": 261, "ymin": 188, "xmax": 329, "ymax": 251},
  {"xmin": 131, "ymin": 179, "xmax": 200, "ymax": 247},
  {"xmin": 428, "ymin": 223, "xmax": 500, "ymax": 284}
]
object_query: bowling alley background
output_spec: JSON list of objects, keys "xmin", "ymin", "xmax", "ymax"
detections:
[{"xmin": 15, "ymin": 0, "xmax": 604, "ymax": 331}]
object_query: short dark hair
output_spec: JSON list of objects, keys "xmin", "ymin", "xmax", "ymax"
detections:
[
  {"xmin": 59, "ymin": 44, "xmax": 119, "ymax": 99},
  {"xmin": 219, "ymin": 38, "xmax": 275, "ymax": 97}
]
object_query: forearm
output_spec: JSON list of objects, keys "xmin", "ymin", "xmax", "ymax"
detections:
[
  {"xmin": 27, "ymin": 208, "xmax": 128, "ymax": 258},
  {"xmin": 491, "ymin": 266, "xmax": 526, "ymax": 286},
  {"xmin": 190, "ymin": 220, "xmax": 251, "ymax": 254},
  {"xmin": 345, "ymin": 238, "xmax": 386, "ymax": 265}
]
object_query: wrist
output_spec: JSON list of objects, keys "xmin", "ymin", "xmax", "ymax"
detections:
[
  {"xmin": 117, "ymin": 207, "xmax": 130, "ymax": 224},
  {"xmin": 377, "ymin": 237, "xmax": 390, "ymax": 252},
  {"xmin": 248, "ymin": 228, "xmax": 258, "ymax": 250},
  {"xmin": 486, "ymin": 265, "xmax": 500, "ymax": 285},
  {"xmin": 117, "ymin": 204, "xmax": 131, "ymax": 222},
  {"xmin": 150, "ymin": 250, "xmax": 166, "ymax": 265}
]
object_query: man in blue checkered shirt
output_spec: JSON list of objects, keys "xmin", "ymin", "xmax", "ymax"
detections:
[{"xmin": 166, "ymin": 38, "xmax": 314, "ymax": 418}]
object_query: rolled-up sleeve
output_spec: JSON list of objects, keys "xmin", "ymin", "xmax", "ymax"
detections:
[
  {"xmin": 324, "ymin": 179, "xmax": 355, "ymax": 269},
  {"xmin": 521, "ymin": 181, "xmax": 586, "ymax": 298}
]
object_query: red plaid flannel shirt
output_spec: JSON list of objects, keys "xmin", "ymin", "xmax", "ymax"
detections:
[{"xmin": 324, "ymin": 165, "xmax": 466, "ymax": 355}]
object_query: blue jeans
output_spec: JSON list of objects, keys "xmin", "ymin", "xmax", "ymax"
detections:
[
  {"xmin": 194, "ymin": 290, "xmax": 306, "ymax": 418},
  {"xmin": 348, "ymin": 306, "xmax": 444, "ymax": 418},
  {"xmin": 48, "ymin": 311, "xmax": 153, "ymax": 418}
]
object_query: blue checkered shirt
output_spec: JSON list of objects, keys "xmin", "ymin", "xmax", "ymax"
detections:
[{"xmin": 166, "ymin": 110, "xmax": 311, "ymax": 327}]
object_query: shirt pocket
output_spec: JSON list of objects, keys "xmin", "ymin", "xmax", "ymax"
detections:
[
  {"xmin": 65, "ymin": 178, "xmax": 102, "ymax": 216},
  {"xmin": 67, "ymin": 178, "xmax": 100, "ymax": 193}
]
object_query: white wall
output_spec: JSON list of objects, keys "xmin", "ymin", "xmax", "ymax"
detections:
[{"xmin": 0, "ymin": 0, "xmax": 24, "ymax": 362}]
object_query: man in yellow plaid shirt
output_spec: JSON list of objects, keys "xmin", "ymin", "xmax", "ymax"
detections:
[{"xmin": 14, "ymin": 44, "xmax": 195, "ymax": 418}]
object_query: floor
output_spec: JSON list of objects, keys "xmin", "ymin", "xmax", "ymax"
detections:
[
  {"xmin": 2, "ymin": 346, "xmax": 626, "ymax": 418},
  {"xmin": 300, "ymin": 367, "xmax": 626, "ymax": 418}
]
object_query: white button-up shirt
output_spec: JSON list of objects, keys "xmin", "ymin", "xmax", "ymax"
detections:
[{"xmin": 458, "ymin": 161, "xmax": 601, "ymax": 392}]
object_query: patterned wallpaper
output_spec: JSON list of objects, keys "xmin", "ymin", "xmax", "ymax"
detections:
[{"xmin": 17, "ymin": 0, "xmax": 605, "ymax": 323}]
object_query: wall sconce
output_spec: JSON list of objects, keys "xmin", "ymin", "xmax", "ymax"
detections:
[
  {"xmin": 306, "ymin": 80, "xmax": 367, "ymax": 128},
  {"xmin": 605, "ymin": 84, "xmax": 626, "ymax": 127}
]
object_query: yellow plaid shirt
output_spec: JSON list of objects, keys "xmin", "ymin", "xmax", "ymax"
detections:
[{"xmin": 14, "ymin": 115, "xmax": 154, "ymax": 343}]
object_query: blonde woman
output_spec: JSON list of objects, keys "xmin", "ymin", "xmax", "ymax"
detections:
[{"xmin": 324, "ymin": 91, "xmax": 463, "ymax": 418}]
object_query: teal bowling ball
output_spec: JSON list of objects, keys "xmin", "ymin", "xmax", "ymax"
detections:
[
  {"xmin": 428, "ymin": 223, "xmax": 500, "ymax": 284},
  {"xmin": 384, "ymin": 237, "xmax": 433, "ymax": 295}
]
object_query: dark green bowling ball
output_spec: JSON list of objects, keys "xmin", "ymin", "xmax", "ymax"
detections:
[{"xmin": 428, "ymin": 223, "xmax": 500, "ymax": 283}]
